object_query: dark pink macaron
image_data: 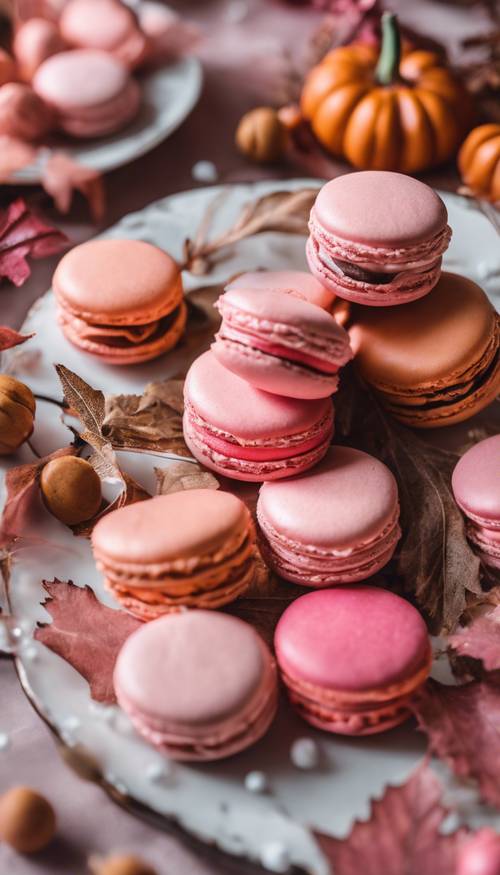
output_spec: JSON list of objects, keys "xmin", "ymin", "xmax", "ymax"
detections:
[{"xmin": 452, "ymin": 434, "xmax": 500, "ymax": 571}]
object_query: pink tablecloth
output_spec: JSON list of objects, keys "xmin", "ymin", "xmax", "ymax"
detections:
[{"xmin": 0, "ymin": 1, "xmax": 493, "ymax": 873}]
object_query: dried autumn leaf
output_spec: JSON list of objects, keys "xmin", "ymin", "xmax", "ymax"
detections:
[
  {"xmin": 449, "ymin": 608, "xmax": 500, "ymax": 673},
  {"xmin": 335, "ymin": 367, "xmax": 481, "ymax": 633},
  {"xmin": 314, "ymin": 763, "xmax": 465, "ymax": 875},
  {"xmin": 0, "ymin": 198, "xmax": 67, "ymax": 287},
  {"xmin": 155, "ymin": 460, "xmax": 219, "ymax": 495},
  {"xmin": 411, "ymin": 679, "xmax": 500, "ymax": 809},
  {"xmin": 0, "ymin": 327, "xmax": 34, "ymax": 351},
  {"xmin": 41, "ymin": 152, "xmax": 106, "ymax": 222},
  {"xmin": 182, "ymin": 188, "xmax": 317, "ymax": 275},
  {"xmin": 55, "ymin": 363, "xmax": 105, "ymax": 441},
  {"xmin": 35, "ymin": 579, "xmax": 140, "ymax": 703},
  {"xmin": 103, "ymin": 378, "xmax": 187, "ymax": 455},
  {"xmin": 0, "ymin": 445, "xmax": 78, "ymax": 548}
]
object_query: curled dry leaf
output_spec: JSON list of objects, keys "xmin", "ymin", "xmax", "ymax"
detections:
[
  {"xmin": 182, "ymin": 188, "xmax": 317, "ymax": 276},
  {"xmin": 335, "ymin": 367, "xmax": 482, "ymax": 634},
  {"xmin": 0, "ymin": 327, "xmax": 34, "ymax": 351},
  {"xmin": 0, "ymin": 198, "xmax": 67, "ymax": 287},
  {"xmin": 411, "ymin": 679, "xmax": 500, "ymax": 810},
  {"xmin": 41, "ymin": 152, "xmax": 106, "ymax": 223},
  {"xmin": 155, "ymin": 460, "xmax": 219, "ymax": 495},
  {"xmin": 35, "ymin": 579, "xmax": 140, "ymax": 703},
  {"xmin": 449, "ymin": 607, "xmax": 500, "ymax": 677},
  {"xmin": 103, "ymin": 378, "xmax": 187, "ymax": 456},
  {"xmin": 0, "ymin": 445, "xmax": 78, "ymax": 548},
  {"xmin": 314, "ymin": 762, "xmax": 466, "ymax": 875}
]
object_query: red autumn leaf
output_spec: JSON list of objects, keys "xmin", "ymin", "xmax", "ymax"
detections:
[
  {"xmin": 0, "ymin": 198, "xmax": 67, "ymax": 287},
  {"xmin": 0, "ymin": 327, "xmax": 34, "ymax": 351},
  {"xmin": 314, "ymin": 763, "xmax": 465, "ymax": 875},
  {"xmin": 0, "ymin": 445, "xmax": 77, "ymax": 548},
  {"xmin": 411, "ymin": 679, "xmax": 500, "ymax": 809},
  {"xmin": 35, "ymin": 579, "xmax": 141, "ymax": 703},
  {"xmin": 449, "ymin": 608, "xmax": 500, "ymax": 672},
  {"xmin": 0, "ymin": 136, "xmax": 36, "ymax": 183},
  {"xmin": 41, "ymin": 152, "xmax": 106, "ymax": 223}
]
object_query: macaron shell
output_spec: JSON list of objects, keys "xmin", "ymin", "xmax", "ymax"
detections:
[
  {"xmin": 312, "ymin": 171, "xmax": 448, "ymax": 246},
  {"xmin": 34, "ymin": 49, "xmax": 131, "ymax": 109},
  {"xmin": 53, "ymin": 239, "xmax": 182, "ymax": 324},
  {"xmin": 226, "ymin": 270, "xmax": 336, "ymax": 311},
  {"xmin": 452, "ymin": 435, "xmax": 500, "ymax": 527},
  {"xmin": 60, "ymin": 0, "xmax": 147, "ymax": 69},
  {"xmin": 274, "ymin": 587, "xmax": 430, "ymax": 692}
]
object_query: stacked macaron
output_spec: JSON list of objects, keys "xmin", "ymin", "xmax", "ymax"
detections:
[
  {"xmin": 183, "ymin": 280, "xmax": 352, "ymax": 481},
  {"xmin": 452, "ymin": 435, "xmax": 500, "ymax": 572}
]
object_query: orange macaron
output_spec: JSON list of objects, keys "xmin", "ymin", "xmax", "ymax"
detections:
[{"xmin": 53, "ymin": 238, "xmax": 187, "ymax": 364}]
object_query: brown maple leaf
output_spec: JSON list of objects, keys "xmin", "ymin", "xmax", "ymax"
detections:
[
  {"xmin": 35, "ymin": 579, "xmax": 140, "ymax": 703},
  {"xmin": 0, "ymin": 445, "xmax": 78, "ymax": 548},
  {"xmin": 0, "ymin": 327, "xmax": 34, "ymax": 351},
  {"xmin": 411, "ymin": 679, "xmax": 500, "ymax": 809},
  {"xmin": 314, "ymin": 762, "xmax": 466, "ymax": 875},
  {"xmin": 449, "ymin": 608, "xmax": 500, "ymax": 673},
  {"xmin": 41, "ymin": 152, "xmax": 106, "ymax": 223},
  {"xmin": 335, "ymin": 366, "xmax": 481, "ymax": 634},
  {"xmin": 155, "ymin": 460, "xmax": 219, "ymax": 495},
  {"xmin": 0, "ymin": 198, "xmax": 67, "ymax": 287}
]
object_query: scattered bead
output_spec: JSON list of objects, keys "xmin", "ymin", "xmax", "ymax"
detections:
[
  {"xmin": 191, "ymin": 160, "xmax": 218, "ymax": 184},
  {"xmin": 260, "ymin": 840, "xmax": 291, "ymax": 873},
  {"xmin": 0, "ymin": 732, "xmax": 10, "ymax": 751},
  {"xmin": 0, "ymin": 786, "xmax": 56, "ymax": 853},
  {"xmin": 244, "ymin": 770, "xmax": 268, "ymax": 794},
  {"xmin": 290, "ymin": 737, "xmax": 320, "ymax": 770}
]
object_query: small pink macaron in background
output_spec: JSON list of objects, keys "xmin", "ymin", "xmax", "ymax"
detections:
[
  {"xmin": 275, "ymin": 587, "xmax": 432, "ymax": 735},
  {"xmin": 452, "ymin": 435, "xmax": 500, "ymax": 571},
  {"xmin": 59, "ymin": 0, "xmax": 148, "ymax": 69},
  {"xmin": 307, "ymin": 171, "xmax": 451, "ymax": 306},
  {"xmin": 0, "ymin": 82, "xmax": 53, "ymax": 140},
  {"xmin": 257, "ymin": 446, "xmax": 400, "ymax": 585},
  {"xmin": 183, "ymin": 350, "xmax": 334, "ymax": 482},
  {"xmin": 13, "ymin": 18, "xmax": 66, "ymax": 81},
  {"xmin": 226, "ymin": 269, "xmax": 336, "ymax": 312},
  {"xmin": 33, "ymin": 49, "xmax": 140, "ymax": 139},
  {"xmin": 114, "ymin": 611, "xmax": 278, "ymax": 761},
  {"xmin": 212, "ymin": 288, "xmax": 352, "ymax": 400}
]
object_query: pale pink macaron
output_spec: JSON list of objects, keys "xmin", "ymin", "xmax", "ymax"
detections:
[
  {"xmin": 257, "ymin": 446, "xmax": 400, "ymax": 585},
  {"xmin": 114, "ymin": 610, "xmax": 278, "ymax": 761},
  {"xmin": 59, "ymin": 0, "xmax": 147, "ymax": 69},
  {"xmin": 307, "ymin": 171, "xmax": 451, "ymax": 306},
  {"xmin": 275, "ymin": 587, "xmax": 432, "ymax": 735},
  {"xmin": 183, "ymin": 350, "xmax": 334, "ymax": 482},
  {"xmin": 452, "ymin": 435, "xmax": 500, "ymax": 570},
  {"xmin": 13, "ymin": 18, "xmax": 66, "ymax": 81},
  {"xmin": 212, "ymin": 288, "xmax": 352, "ymax": 399},
  {"xmin": 0, "ymin": 82, "xmax": 53, "ymax": 140},
  {"xmin": 33, "ymin": 49, "xmax": 140, "ymax": 138}
]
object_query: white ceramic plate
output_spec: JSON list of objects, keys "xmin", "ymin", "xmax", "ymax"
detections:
[
  {"xmin": 11, "ymin": 55, "xmax": 202, "ymax": 184},
  {"xmin": 1, "ymin": 180, "xmax": 499, "ymax": 875}
]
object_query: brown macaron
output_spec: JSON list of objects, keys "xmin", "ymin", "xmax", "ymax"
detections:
[{"xmin": 349, "ymin": 271, "xmax": 500, "ymax": 428}]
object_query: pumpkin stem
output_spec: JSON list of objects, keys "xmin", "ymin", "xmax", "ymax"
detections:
[{"xmin": 375, "ymin": 12, "xmax": 401, "ymax": 86}]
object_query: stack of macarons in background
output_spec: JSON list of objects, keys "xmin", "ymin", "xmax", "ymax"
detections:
[{"xmin": 0, "ymin": 0, "xmax": 187, "ymax": 145}]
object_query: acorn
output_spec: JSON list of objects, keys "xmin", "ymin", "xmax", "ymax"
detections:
[
  {"xmin": 40, "ymin": 456, "xmax": 102, "ymax": 525},
  {"xmin": 89, "ymin": 854, "xmax": 158, "ymax": 875},
  {"xmin": 0, "ymin": 374, "xmax": 36, "ymax": 455},
  {"xmin": 235, "ymin": 106, "xmax": 287, "ymax": 163},
  {"xmin": 0, "ymin": 786, "xmax": 56, "ymax": 853}
]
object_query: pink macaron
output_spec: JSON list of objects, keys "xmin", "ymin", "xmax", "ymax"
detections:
[
  {"xmin": 452, "ymin": 435, "xmax": 500, "ymax": 571},
  {"xmin": 13, "ymin": 18, "xmax": 67, "ymax": 81},
  {"xmin": 212, "ymin": 288, "xmax": 352, "ymax": 399},
  {"xmin": 114, "ymin": 610, "xmax": 278, "ymax": 760},
  {"xmin": 33, "ymin": 49, "xmax": 140, "ymax": 138},
  {"xmin": 183, "ymin": 350, "xmax": 334, "ymax": 482},
  {"xmin": 307, "ymin": 171, "xmax": 451, "ymax": 306},
  {"xmin": 59, "ymin": 0, "xmax": 148, "ymax": 69},
  {"xmin": 275, "ymin": 587, "xmax": 432, "ymax": 735},
  {"xmin": 257, "ymin": 446, "xmax": 400, "ymax": 585},
  {"xmin": 226, "ymin": 270, "xmax": 336, "ymax": 312}
]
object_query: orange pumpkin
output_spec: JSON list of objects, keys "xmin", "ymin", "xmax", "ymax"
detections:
[
  {"xmin": 301, "ymin": 12, "xmax": 471, "ymax": 173},
  {"xmin": 458, "ymin": 123, "xmax": 500, "ymax": 204}
]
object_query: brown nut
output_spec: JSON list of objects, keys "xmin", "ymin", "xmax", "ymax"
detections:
[
  {"xmin": 0, "ymin": 374, "xmax": 36, "ymax": 455},
  {"xmin": 0, "ymin": 786, "xmax": 56, "ymax": 853},
  {"xmin": 235, "ymin": 106, "xmax": 287, "ymax": 163},
  {"xmin": 90, "ymin": 854, "xmax": 158, "ymax": 875},
  {"xmin": 40, "ymin": 456, "xmax": 102, "ymax": 525}
]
